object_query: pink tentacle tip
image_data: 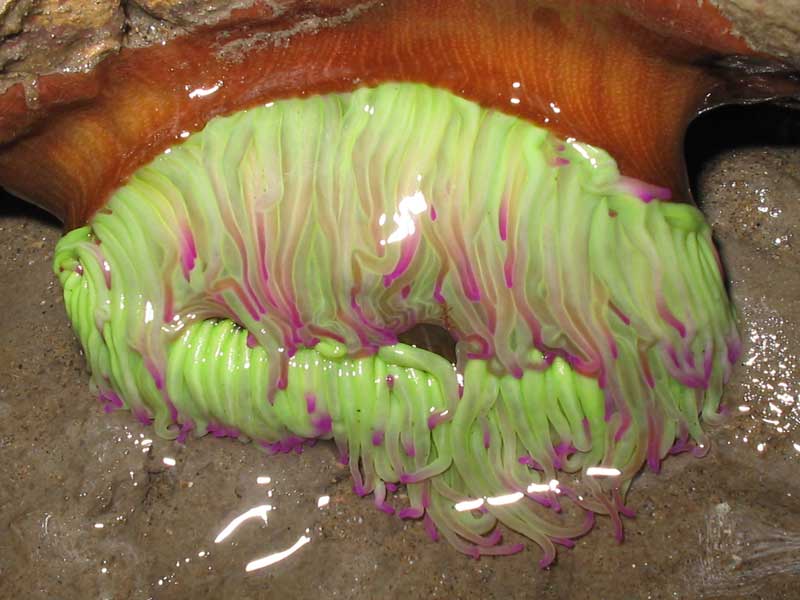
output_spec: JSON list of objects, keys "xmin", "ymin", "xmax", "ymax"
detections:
[
  {"xmin": 99, "ymin": 390, "xmax": 124, "ymax": 413},
  {"xmin": 504, "ymin": 543, "xmax": 525, "ymax": 556},
  {"xmin": 554, "ymin": 441, "xmax": 577, "ymax": 459},
  {"xmin": 423, "ymin": 514, "xmax": 439, "ymax": 541},
  {"xmin": 353, "ymin": 484, "xmax": 369, "ymax": 497},
  {"xmin": 613, "ymin": 518, "xmax": 625, "ymax": 543},
  {"xmin": 398, "ymin": 507, "xmax": 424, "ymax": 520},
  {"xmin": 427, "ymin": 412, "xmax": 449, "ymax": 430},
  {"xmin": 726, "ymin": 337, "xmax": 743, "ymax": 364},
  {"xmin": 312, "ymin": 414, "xmax": 332, "ymax": 435},
  {"xmin": 371, "ymin": 430, "xmax": 385, "ymax": 446},
  {"xmin": 504, "ymin": 258, "xmax": 514, "ymax": 288},
  {"xmin": 647, "ymin": 454, "xmax": 662, "ymax": 473},
  {"xmin": 691, "ymin": 443, "xmax": 710, "ymax": 458},
  {"xmin": 399, "ymin": 473, "xmax": 416, "ymax": 485},
  {"xmin": 552, "ymin": 537, "xmax": 576, "ymax": 549},
  {"xmin": 485, "ymin": 528, "xmax": 503, "ymax": 546},
  {"xmin": 246, "ymin": 333, "xmax": 258, "ymax": 348},
  {"xmin": 305, "ymin": 393, "xmax": 317, "ymax": 414},
  {"xmin": 518, "ymin": 455, "xmax": 543, "ymax": 471},
  {"xmin": 498, "ymin": 200, "xmax": 509, "ymax": 241},
  {"xmin": 617, "ymin": 175, "xmax": 672, "ymax": 203},
  {"xmin": 538, "ymin": 553, "xmax": 556, "ymax": 569},
  {"xmin": 377, "ymin": 502, "xmax": 395, "ymax": 515},
  {"xmin": 385, "ymin": 482, "xmax": 398, "ymax": 493},
  {"xmin": 176, "ymin": 420, "xmax": 194, "ymax": 444},
  {"xmin": 133, "ymin": 409, "xmax": 153, "ymax": 426}
]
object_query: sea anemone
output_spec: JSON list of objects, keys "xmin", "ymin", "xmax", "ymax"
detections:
[
  {"xmin": 53, "ymin": 82, "xmax": 739, "ymax": 566},
  {"xmin": 2, "ymin": 0, "xmax": 797, "ymax": 569}
]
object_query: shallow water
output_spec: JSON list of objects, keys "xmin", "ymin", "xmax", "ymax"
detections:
[{"xmin": 1, "ymin": 106, "xmax": 798, "ymax": 599}]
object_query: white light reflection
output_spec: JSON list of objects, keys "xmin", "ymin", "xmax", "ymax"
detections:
[
  {"xmin": 317, "ymin": 495, "xmax": 330, "ymax": 509},
  {"xmin": 245, "ymin": 535, "xmax": 311, "ymax": 572},
  {"xmin": 188, "ymin": 81, "xmax": 222, "ymax": 99},
  {"xmin": 457, "ymin": 480, "xmax": 565, "ymax": 511},
  {"xmin": 569, "ymin": 141, "xmax": 599, "ymax": 168},
  {"xmin": 454, "ymin": 498, "xmax": 485, "ymax": 512},
  {"xmin": 162, "ymin": 457, "xmax": 176, "ymax": 467},
  {"xmin": 510, "ymin": 97, "xmax": 521, "ymax": 105},
  {"xmin": 586, "ymin": 466, "xmax": 621, "ymax": 477},
  {"xmin": 487, "ymin": 492, "xmax": 524, "ymax": 506},
  {"xmin": 256, "ymin": 476, "xmax": 271, "ymax": 485},
  {"xmin": 214, "ymin": 505, "xmax": 272, "ymax": 544},
  {"xmin": 380, "ymin": 191, "xmax": 427, "ymax": 246},
  {"xmin": 527, "ymin": 482, "xmax": 550, "ymax": 494}
]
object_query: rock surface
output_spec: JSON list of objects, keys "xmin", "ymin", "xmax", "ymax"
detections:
[{"xmin": 713, "ymin": 0, "xmax": 800, "ymax": 68}]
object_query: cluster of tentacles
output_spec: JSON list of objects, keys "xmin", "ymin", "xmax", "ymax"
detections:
[{"xmin": 54, "ymin": 83, "xmax": 740, "ymax": 566}]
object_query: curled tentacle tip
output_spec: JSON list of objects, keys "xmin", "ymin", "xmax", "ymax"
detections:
[
  {"xmin": 486, "ymin": 529, "xmax": 503, "ymax": 546},
  {"xmin": 398, "ymin": 507, "xmax": 424, "ymax": 520},
  {"xmin": 377, "ymin": 503, "xmax": 396, "ymax": 516},
  {"xmin": 538, "ymin": 555, "xmax": 555, "ymax": 570}
]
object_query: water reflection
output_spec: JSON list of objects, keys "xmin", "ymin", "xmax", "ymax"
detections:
[
  {"xmin": 732, "ymin": 302, "xmax": 799, "ymax": 454},
  {"xmin": 205, "ymin": 476, "xmax": 336, "ymax": 574},
  {"xmin": 214, "ymin": 504, "xmax": 272, "ymax": 544},
  {"xmin": 246, "ymin": 533, "xmax": 312, "ymax": 572}
]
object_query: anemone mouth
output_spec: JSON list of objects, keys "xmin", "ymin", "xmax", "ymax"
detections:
[
  {"xmin": 398, "ymin": 324, "xmax": 458, "ymax": 365},
  {"xmin": 53, "ymin": 82, "xmax": 739, "ymax": 565}
]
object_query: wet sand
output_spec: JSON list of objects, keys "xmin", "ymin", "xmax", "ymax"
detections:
[{"xmin": 1, "ymin": 104, "xmax": 798, "ymax": 599}]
